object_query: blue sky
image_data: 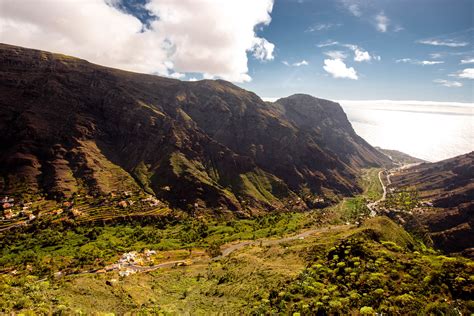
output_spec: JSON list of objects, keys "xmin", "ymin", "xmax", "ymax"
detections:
[
  {"xmin": 240, "ymin": 0, "xmax": 474, "ymax": 102},
  {"xmin": 1, "ymin": 0, "xmax": 473, "ymax": 102}
]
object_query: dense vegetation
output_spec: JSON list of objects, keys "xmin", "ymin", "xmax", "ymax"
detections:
[
  {"xmin": 0, "ymin": 212, "xmax": 312, "ymax": 277},
  {"xmin": 257, "ymin": 218, "xmax": 473, "ymax": 315}
]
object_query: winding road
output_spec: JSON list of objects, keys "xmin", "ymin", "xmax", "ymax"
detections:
[{"xmin": 367, "ymin": 169, "xmax": 390, "ymax": 217}]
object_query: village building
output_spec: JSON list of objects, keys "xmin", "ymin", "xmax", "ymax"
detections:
[
  {"xmin": 118, "ymin": 200, "xmax": 128, "ymax": 208},
  {"xmin": 1, "ymin": 196, "xmax": 14, "ymax": 204},
  {"xmin": 2, "ymin": 202, "xmax": 13, "ymax": 209},
  {"xmin": 4, "ymin": 209, "xmax": 14, "ymax": 219},
  {"xmin": 70, "ymin": 208, "xmax": 82, "ymax": 218}
]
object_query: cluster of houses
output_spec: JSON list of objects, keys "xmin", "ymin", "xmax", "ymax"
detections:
[
  {"xmin": 1, "ymin": 196, "xmax": 34, "ymax": 221},
  {"xmin": 96, "ymin": 249, "xmax": 158, "ymax": 277},
  {"xmin": 0, "ymin": 196, "xmax": 78, "ymax": 222},
  {"xmin": 142, "ymin": 195, "xmax": 161, "ymax": 207},
  {"xmin": 1, "ymin": 196, "xmax": 14, "ymax": 210},
  {"xmin": 117, "ymin": 194, "xmax": 162, "ymax": 209},
  {"xmin": 1, "ymin": 190, "xmax": 166, "ymax": 225}
]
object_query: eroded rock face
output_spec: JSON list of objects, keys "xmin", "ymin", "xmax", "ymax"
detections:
[
  {"xmin": 0, "ymin": 44, "xmax": 390, "ymax": 215},
  {"xmin": 390, "ymin": 152, "xmax": 474, "ymax": 255}
]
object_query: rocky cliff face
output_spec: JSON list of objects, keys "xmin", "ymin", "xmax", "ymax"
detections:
[
  {"xmin": 390, "ymin": 152, "xmax": 474, "ymax": 255},
  {"xmin": 0, "ymin": 44, "xmax": 391, "ymax": 216}
]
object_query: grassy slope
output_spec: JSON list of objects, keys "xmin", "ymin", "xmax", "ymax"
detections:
[
  {"xmin": 359, "ymin": 168, "xmax": 383, "ymax": 202},
  {"xmin": 259, "ymin": 217, "xmax": 473, "ymax": 315}
]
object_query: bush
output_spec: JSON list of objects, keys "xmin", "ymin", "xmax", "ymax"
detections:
[
  {"xmin": 206, "ymin": 241, "xmax": 222, "ymax": 257},
  {"xmin": 360, "ymin": 306, "xmax": 375, "ymax": 315}
]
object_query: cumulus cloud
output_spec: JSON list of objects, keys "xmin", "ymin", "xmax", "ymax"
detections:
[
  {"xmin": 375, "ymin": 11, "xmax": 389, "ymax": 32},
  {"xmin": 456, "ymin": 68, "xmax": 474, "ymax": 79},
  {"xmin": 344, "ymin": 44, "xmax": 380, "ymax": 62},
  {"xmin": 417, "ymin": 39, "xmax": 469, "ymax": 47},
  {"xmin": 354, "ymin": 48, "xmax": 372, "ymax": 62},
  {"xmin": 320, "ymin": 42, "xmax": 380, "ymax": 63},
  {"xmin": 323, "ymin": 58, "xmax": 358, "ymax": 80},
  {"xmin": 433, "ymin": 79, "xmax": 463, "ymax": 88},
  {"xmin": 251, "ymin": 37, "xmax": 275, "ymax": 61},
  {"xmin": 0, "ymin": 0, "xmax": 275, "ymax": 82}
]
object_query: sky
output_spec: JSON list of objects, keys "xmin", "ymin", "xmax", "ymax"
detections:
[{"xmin": 0, "ymin": 0, "xmax": 473, "ymax": 102}]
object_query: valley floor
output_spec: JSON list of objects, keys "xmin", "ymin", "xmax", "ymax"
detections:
[{"xmin": 0, "ymin": 169, "xmax": 472, "ymax": 314}]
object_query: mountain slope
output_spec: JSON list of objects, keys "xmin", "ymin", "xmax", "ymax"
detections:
[
  {"xmin": 390, "ymin": 151, "xmax": 473, "ymax": 254},
  {"xmin": 0, "ymin": 43, "xmax": 390, "ymax": 215}
]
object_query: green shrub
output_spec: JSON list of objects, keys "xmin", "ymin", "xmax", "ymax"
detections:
[{"xmin": 360, "ymin": 306, "xmax": 375, "ymax": 315}]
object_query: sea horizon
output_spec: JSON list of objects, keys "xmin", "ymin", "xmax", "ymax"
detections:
[{"xmin": 263, "ymin": 97, "xmax": 473, "ymax": 162}]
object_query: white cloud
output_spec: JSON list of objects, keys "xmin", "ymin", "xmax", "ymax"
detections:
[
  {"xmin": 460, "ymin": 58, "xmax": 474, "ymax": 64},
  {"xmin": 251, "ymin": 37, "xmax": 275, "ymax": 61},
  {"xmin": 393, "ymin": 25, "xmax": 404, "ymax": 32},
  {"xmin": 317, "ymin": 40, "xmax": 339, "ymax": 48},
  {"xmin": 396, "ymin": 58, "xmax": 412, "ymax": 63},
  {"xmin": 419, "ymin": 60, "xmax": 444, "ymax": 65},
  {"xmin": 188, "ymin": 77, "xmax": 198, "ymax": 82},
  {"xmin": 340, "ymin": 0, "xmax": 362, "ymax": 17},
  {"xmin": 354, "ymin": 48, "xmax": 371, "ymax": 62},
  {"xmin": 169, "ymin": 72, "xmax": 185, "ymax": 79},
  {"xmin": 324, "ymin": 50, "xmax": 347, "ymax": 59},
  {"xmin": 320, "ymin": 42, "xmax": 380, "ymax": 63},
  {"xmin": 261, "ymin": 97, "xmax": 280, "ymax": 102},
  {"xmin": 306, "ymin": 23, "xmax": 341, "ymax": 32},
  {"xmin": 417, "ymin": 39, "xmax": 469, "ymax": 47},
  {"xmin": 396, "ymin": 58, "xmax": 444, "ymax": 65},
  {"xmin": 0, "ymin": 0, "xmax": 275, "ymax": 82},
  {"xmin": 348, "ymin": 4, "xmax": 361, "ymax": 17},
  {"xmin": 293, "ymin": 60, "xmax": 309, "ymax": 67},
  {"xmin": 430, "ymin": 53, "xmax": 443, "ymax": 59},
  {"xmin": 323, "ymin": 58, "xmax": 358, "ymax": 80},
  {"xmin": 344, "ymin": 44, "xmax": 380, "ymax": 62},
  {"xmin": 457, "ymin": 68, "xmax": 474, "ymax": 79},
  {"xmin": 282, "ymin": 60, "xmax": 309, "ymax": 67},
  {"xmin": 433, "ymin": 79, "xmax": 463, "ymax": 88},
  {"xmin": 375, "ymin": 12, "xmax": 389, "ymax": 32}
]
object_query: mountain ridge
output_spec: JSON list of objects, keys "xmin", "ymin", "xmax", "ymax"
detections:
[{"xmin": 0, "ymin": 43, "xmax": 391, "ymax": 216}]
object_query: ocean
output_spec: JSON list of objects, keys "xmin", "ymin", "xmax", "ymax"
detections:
[{"xmin": 339, "ymin": 100, "xmax": 474, "ymax": 162}]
